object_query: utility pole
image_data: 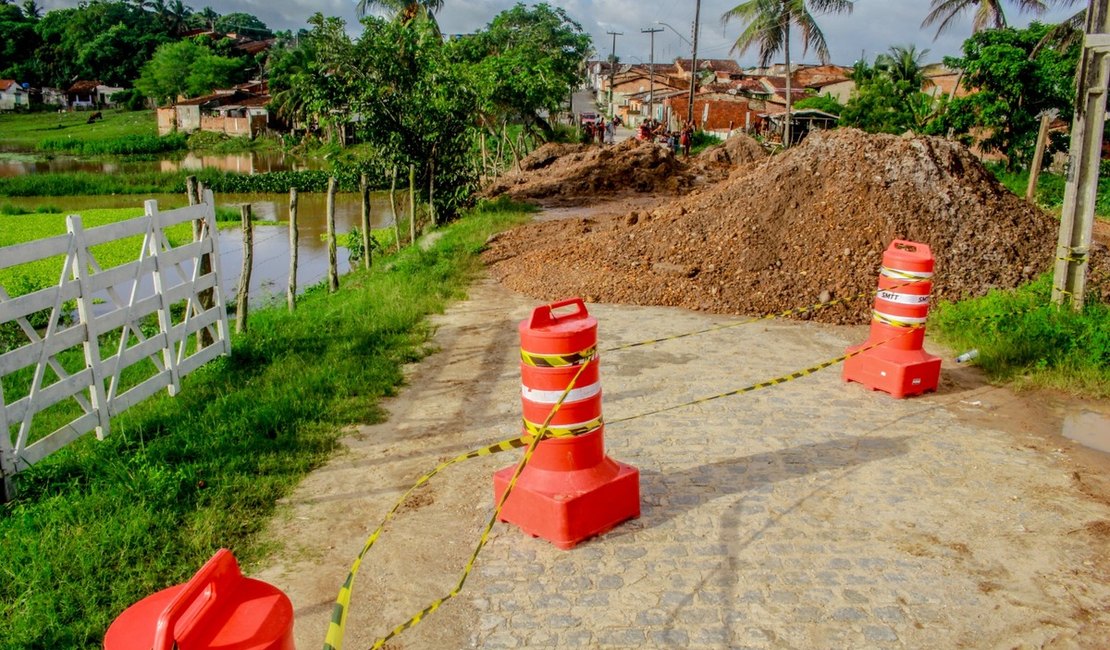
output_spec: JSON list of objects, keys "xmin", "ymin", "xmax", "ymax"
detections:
[
  {"xmin": 607, "ymin": 30, "xmax": 623, "ymax": 117},
  {"xmin": 686, "ymin": 0, "xmax": 701, "ymax": 128},
  {"xmin": 642, "ymin": 27, "xmax": 663, "ymax": 123},
  {"xmin": 1053, "ymin": 0, "xmax": 1109, "ymax": 309}
]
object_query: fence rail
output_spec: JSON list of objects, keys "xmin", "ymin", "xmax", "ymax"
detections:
[{"xmin": 0, "ymin": 190, "xmax": 229, "ymax": 499}]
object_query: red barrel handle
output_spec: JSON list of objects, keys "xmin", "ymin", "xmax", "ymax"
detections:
[
  {"xmin": 527, "ymin": 297, "xmax": 589, "ymax": 329},
  {"xmin": 152, "ymin": 549, "xmax": 241, "ymax": 650}
]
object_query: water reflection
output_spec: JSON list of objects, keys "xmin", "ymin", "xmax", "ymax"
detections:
[
  {"xmin": 0, "ymin": 150, "xmax": 320, "ymax": 177},
  {"xmin": 1062, "ymin": 410, "xmax": 1110, "ymax": 454}
]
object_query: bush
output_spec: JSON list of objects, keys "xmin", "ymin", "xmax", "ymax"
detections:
[
  {"xmin": 930, "ymin": 274, "xmax": 1110, "ymax": 396},
  {"xmin": 38, "ymin": 134, "xmax": 187, "ymax": 156}
]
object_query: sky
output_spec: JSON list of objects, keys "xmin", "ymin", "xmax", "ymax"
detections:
[{"xmin": 42, "ymin": 0, "xmax": 1082, "ymax": 67}]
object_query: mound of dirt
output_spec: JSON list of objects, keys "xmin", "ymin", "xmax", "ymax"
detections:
[
  {"xmin": 485, "ymin": 128, "xmax": 1078, "ymax": 324},
  {"xmin": 695, "ymin": 133, "xmax": 767, "ymax": 168},
  {"xmin": 483, "ymin": 139, "xmax": 693, "ymax": 206}
]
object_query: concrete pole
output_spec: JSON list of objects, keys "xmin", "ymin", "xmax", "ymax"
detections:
[
  {"xmin": 607, "ymin": 31, "xmax": 623, "ymax": 116},
  {"xmin": 1052, "ymin": 0, "xmax": 1110, "ymax": 309},
  {"xmin": 687, "ymin": 0, "xmax": 701, "ymax": 127},
  {"xmin": 642, "ymin": 28, "xmax": 663, "ymax": 123}
]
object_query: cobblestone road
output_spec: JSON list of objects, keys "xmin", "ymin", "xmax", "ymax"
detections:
[{"xmin": 256, "ymin": 277, "xmax": 1110, "ymax": 649}]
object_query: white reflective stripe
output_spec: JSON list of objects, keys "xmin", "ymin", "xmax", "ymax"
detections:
[
  {"xmin": 876, "ymin": 290, "xmax": 931, "ymax": 306},
  {"xmin": 880, "ymin": 266, "xmax": 934, "ymax": 279},
  {"xmin": 873, "ymin": 310, "xmax": 928, "ymax": 325},
  {"xmin": 522, "ymin": 381, "xmax": 602, "ymax": 404}
]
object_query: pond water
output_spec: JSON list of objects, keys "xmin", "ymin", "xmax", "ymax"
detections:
[
  {"xmin": 3, "ymin": 190, "xmax": 413, "ymax": 306},
  {"xmin": 0, "ymin": 150, "xmax": 321, "ymax": 177}
]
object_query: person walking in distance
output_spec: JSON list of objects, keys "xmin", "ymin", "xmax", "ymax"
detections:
[{"xmin": 680, "ymin": 121, "xmax": 694, "ymax": 157}]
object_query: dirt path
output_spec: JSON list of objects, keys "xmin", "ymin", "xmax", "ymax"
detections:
[{"xmin": 253, "ymin": 235, "xmax": 1110, "ymax": 648}]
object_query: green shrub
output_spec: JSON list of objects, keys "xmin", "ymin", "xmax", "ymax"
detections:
[{"xmin": 930, "ymin": 274, "xmax": 1110, "ymax": 396}]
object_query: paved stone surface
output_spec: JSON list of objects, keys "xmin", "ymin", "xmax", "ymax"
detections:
[{"xmin": 256, "ymin": 277, "xmax": 1110, "ymax": 649}]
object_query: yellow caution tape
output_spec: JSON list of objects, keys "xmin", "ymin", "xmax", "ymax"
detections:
[
  {"xmin": 323, "ymin": 359, "xmax": 593, "ymax": 650},
  {"xmin": 608, "ymin": 327, "xmax": 918, "ymax": 425},
  {"xmin": 522, "ymin": 416, "xmax": 603, "ymax": 438},
  {"xmin": 604, "ymin": 278, "xmax": 927, "ymax": 353},
  {"xmin": 871, "ymin": 310, "xmax": 927, "ymax": 328},
  {"xmin": 520, "ymin": 345, "xmax": 597, "ymax": 368}
]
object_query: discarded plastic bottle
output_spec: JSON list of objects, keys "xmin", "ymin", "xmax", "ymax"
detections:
[{"xmin": 955, "ymin": 349, "xmax": 980, "ymax": 364}]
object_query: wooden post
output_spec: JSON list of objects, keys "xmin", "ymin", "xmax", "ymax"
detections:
[
  {"xmin": 428, "ymin": 153, "xmax": 436, "ymax": 227},
  {"xmin": 194, "ymin": 181, "xmax": 214, "ymax": 349},
  {"xmin": 287, "ymin": 188, "xmax": 298, "ymax": 312},
  {"xmin": 360, "ymin": 173, "xmax": 372, "ymax": 269},
  {"xmin": 1026, "ymin": 112, "xmax": 1053, "ymax": 202},
  {"xmin": 327, "ymin": 176, "xmax": 339, "ymax": 293},
  {"xmin": 236, "ymin": 204, "xmax": 252, "ymax": 334},
  {"xmin": 186, "ymin": 175, "xmax": 199, "ymax": 206},
  {"xmin": 408, "ymin": 164, "xmax": 416, "ymax": 245},
  {"xmin": 389, "ymin": 166, "xmax": 401, "ymax": 252}
]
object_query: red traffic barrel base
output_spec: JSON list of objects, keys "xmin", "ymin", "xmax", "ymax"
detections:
[
  {"xmin": 104, "ymin": 549, "xmax": 294, "ymax": 650},
  {"xmin": 493, "ymin": 428, "xmax": 640, "ymax": 550},
  {"xmin": 842, "ymin": 344, "xmax": 941, "ymax": 399},
  {"xmin": 843, "ymin": 240, "xmax": 941, "ymax": 399}
]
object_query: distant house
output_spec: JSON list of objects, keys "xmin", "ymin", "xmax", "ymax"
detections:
[
  {"xmin": 41, "ymin": 87, "xmax": 66, "ymax": 107},
  {"xmin": 96, "ymin": 85, "xmax": 126, "ymax": 107},
  {"xmin": 67, "ymin": 80, "xmax": 100, "ymax": 109},
  {"xmin": 157, "ymin": 83, "xmax": 272, "ymax": 138},
  {"xmin": 0, "ymin": 80, "xmax": 29, "ymax": 110}
]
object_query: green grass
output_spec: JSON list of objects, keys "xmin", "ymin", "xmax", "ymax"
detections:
[
  {"xmin": 38, "ymin": 133, "xmax": 187, "ymax": 156},
  {"xmin": 0, "ymin": 109, "xmax": 157, "ymax": 150},
  {"xmin": 988, "ymin": 163, "xmax": 1110, "ymax": 220},
  {"xmin": 930, "ymin": 274, "xmax": 1110, "ymax": 397},
  {"xmin": 0, "ymin": 200, "xmax": 534, "ymax": 649},
  {"xmin": 0, "ymin": 208, "xmax": 194, "ymax": 294}
]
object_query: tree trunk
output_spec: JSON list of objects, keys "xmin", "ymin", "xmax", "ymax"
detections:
[
  {"xmin": 784, "ymin": 19, "xmax": 793, "ymax": 148},
  {"xmin": 235, "ymin": 204, "xmax": 252, "ymax": 334},
  {"xmin": 389, "ymin": 166, "xmax": 400, "ymax": 252},
  {"xmin": 326, "ymin": 176, "xmax": 339, "ymax": 293},
  {"xmin": 287, "ymin": 188, "xmax": 298, "ymax": 312},
  {"xmin": 531, "ymin": 112, "xmax": 556, "ymax": 141},
  {"xmin": 360, "ymin": 173, "xmax": 371, "ymax": 269},
  {"xmin": 503, "ymin": 123, "xmax": 521, "ymax": 171},
  {"xmin": 408, "ymin": 164, "xmax": 416, "ymax": 245},
  {"xmin": 480, "ymin": 132, "xmax": 488, "ymax": 182}
]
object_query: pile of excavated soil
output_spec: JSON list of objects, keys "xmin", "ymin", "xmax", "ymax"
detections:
[
  {"xmin": 484, "ymin": 128, "xmax": 1103, "ymax": 324},
  {"xmin": 695, "ymin": 133, "xmax": 767, "ymax": 169},
  {"xmin": 483, "ymin": 139, "xmax": 692, "ymax": 206}
]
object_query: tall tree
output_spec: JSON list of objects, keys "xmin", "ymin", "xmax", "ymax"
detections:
[
  {"xmin": 921, "ymin": 0, "xmax": 1048, "ymax": 39},
  {"xmin": 721, "ymin": 0, "xmax": 853, "ymax": 147},
  {"xmin": 456, "ymin": 2, "xmax": 591, "ymax": 141},
  {"xmin": 841, "ymin": 45, "xmax": 935, "ymax": 134},
  {"xmin": 356, "ymin": 0, "xmax": 443, "ymax": 24},
  {"xmin": 135, "ymin": 38, "xmax": 245, "ymax": 104},
  {"xmin": 927, "ymin": 22, "xmax": 1080, "ymax": 168}
]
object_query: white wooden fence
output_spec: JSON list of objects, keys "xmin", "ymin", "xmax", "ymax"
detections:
[{"xmin": 0, "ymin": 191, "xmax": 230, "ymax": 498}]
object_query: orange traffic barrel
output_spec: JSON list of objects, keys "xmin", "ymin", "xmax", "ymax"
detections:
[
  {"xmin": 494, "ymin": 298, "xmax": 640, "ymax": 549},
  {"xmin": 104, "ymin": 549, "xmax": 294, "ymax": 650},
  {"xmin": 842, "ymin": 240, "xmax": 941, "ymax": 398}
]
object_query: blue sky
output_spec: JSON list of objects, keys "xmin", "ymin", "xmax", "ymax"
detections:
[{"xmin": 43, "ymin": 0, "xmax": 1083, "ymax": 67}]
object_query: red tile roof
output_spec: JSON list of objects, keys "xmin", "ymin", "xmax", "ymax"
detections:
[{"xmin": 0, "ymin": 79, "xmax": 16, "ymax": 91}]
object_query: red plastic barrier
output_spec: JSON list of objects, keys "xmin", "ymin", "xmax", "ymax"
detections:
[
  {"xmin": 493, "ymin": 298, "xmax": 640, "ymax": 549},
  {"xmin": 842, "ymin": 240, "xmax": 941, "ymax": 398},
  {"xmin": 104, "ymin": 549, "xmax": 294, "ymax": 650}
]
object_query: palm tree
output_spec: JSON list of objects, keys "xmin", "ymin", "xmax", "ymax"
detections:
[
  {"xmin": 355, "ymin": 0, "xmax": 444, "ymax": 24},
  {"xmin": 877, "ymin": 45, "xmax": 930, "ymax": 90},
  {"xmin": 722, "ymin": 0, "xmax": 853, "ymax": 147},
  {"xmin": 20, "ymin": 0, "xmax": 42, "ymax": 19},
  {"xmin": 193, "ymin": 6, "xmax": 219, "ymax": 31},
  {"xmin": 921, "ymin": 0, "xmax": 1048, "ymax": 39}
]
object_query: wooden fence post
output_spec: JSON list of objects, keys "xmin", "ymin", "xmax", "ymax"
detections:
[
  {"xmin": 408, "ymin": 164, "xmax": 416, "ymax": 245},
  {"xmin": 236, "ymin": 204, "xmax": 252, "ymax": 334},
  {"xmin": 287, "ymin": 188, "xmax": 298, "ymax": 312},
  {"xmin": 193, "ymin": 182, "xmax": 214, "ymax": 350},
  {"xmin": 327, "ymin": 176, "xmax": 339, "ymax": 293},
  {"xmin": 360, "ymin": 173, "xmax": 372, "ymax": 269},
  {"xmin": 389, "ymin": 166, "xmax": 401, "ymax": 252}
]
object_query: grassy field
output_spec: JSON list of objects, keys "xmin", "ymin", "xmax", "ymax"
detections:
[
  {"xmin": 0, "ymin": 199, "xmax": 534, "ymax": 649},
  {"xmin": 0, "ymin": 208, "xmax": 193, "ymax": 296},
  {"xmin": 989, "ymin": 163, "xmax": 1110, "ymax": 220},
  {"xmin": 0, "ymin": 109, "xmax": 157, "ymax": 150},
  {"xmin": 931, "ymin": 274, "xmax": 1110, "ymax": 397}
]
